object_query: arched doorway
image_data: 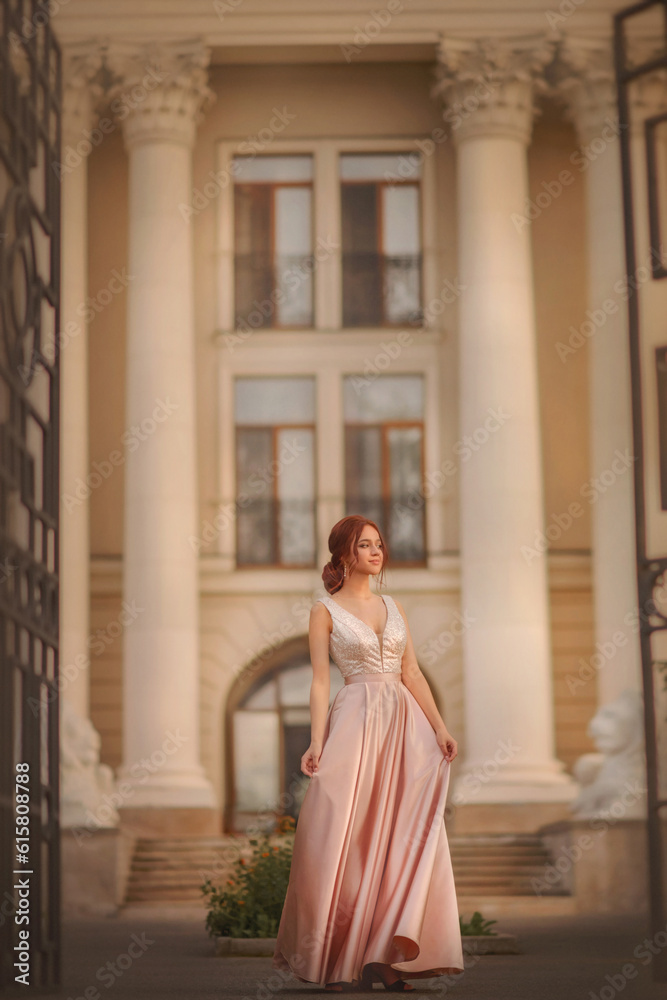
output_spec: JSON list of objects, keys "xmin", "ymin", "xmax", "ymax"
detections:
[{"xmin": 224, "ymin": 635, "xmax": 343, "ymax": 833}]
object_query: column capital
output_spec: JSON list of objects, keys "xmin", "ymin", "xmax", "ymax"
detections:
[
  {"xmin": 552, "ymin": 37, "xmax": 616, "ymax": 146},
  {"xmin": 105, "ymin": 38, "xmax": 215, "ymax": 149},
  {"xmin": 432, "ymin": 33, "xmax": 556, "ymax": 145},
  {"xmin": 61, "ymin": 40, "xmax": 106, "ymax": 147},
  {"xmin": 555, "ymin": 35, "xmax": 667, "ymax": 144}
]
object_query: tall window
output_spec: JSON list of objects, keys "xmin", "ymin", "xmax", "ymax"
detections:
[
  {"xmin": 340, "ymin": 153, "xmax": 422, "ymax": 327},
  {"xmin": 233, "ymin": 155, "xmax": 314, "ymax": 330},
  {"xmin": 344, "ymin": 374, "xmax": 425, "ymax": 563},
  {"xmin": 235, "ymin": 377, "xmax": 316, "ymax": 566}
]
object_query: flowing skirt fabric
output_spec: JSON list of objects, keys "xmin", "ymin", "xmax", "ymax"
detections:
[{"xmin": 272, "ymin": 672, "xmax": 464, "ymax": 986}]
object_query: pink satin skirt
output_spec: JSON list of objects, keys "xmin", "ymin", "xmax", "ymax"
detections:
[{"xmin": 272, "ymin": 671, "xmax": 464, "ymax": 986}]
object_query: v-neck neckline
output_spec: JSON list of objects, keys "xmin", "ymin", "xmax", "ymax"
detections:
[{"xmin": 326, "ymin": 593, "xmax": 389, "ymax": 639}]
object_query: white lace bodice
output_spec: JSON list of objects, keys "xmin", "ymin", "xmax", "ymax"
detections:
[{"xmin": 317, "ymin": 592, "xmax": 407, "ymax": 678}]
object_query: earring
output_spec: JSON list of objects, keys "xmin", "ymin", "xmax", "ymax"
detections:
[{"xmin": 343, "ymin": 563, "xmax": 347, "ymax": 578}]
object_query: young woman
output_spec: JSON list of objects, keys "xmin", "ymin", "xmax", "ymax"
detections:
[{"xmin": 272, "ymin": 515, "xmax": 464, "ymax": 991}]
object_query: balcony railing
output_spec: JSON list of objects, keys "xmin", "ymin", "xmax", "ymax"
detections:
[
  {"xmin": 233, "ymin": 251, "xmax": 423, "ymax": 329},
  {"xmin": 236, "ymin": 496, "xmax": 317, "ymax": 567},
  {"xmin": 342, "ymin": 252, "xmax": 423, "ymax": 327},
  {"xmin": 234, "ymin": 253, "xmax": 315, "ymax": 329}
]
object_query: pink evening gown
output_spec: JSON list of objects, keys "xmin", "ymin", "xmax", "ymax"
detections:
[{"xmin": 272, "ymin": 592, "xmax": 464, "ymax": 987}]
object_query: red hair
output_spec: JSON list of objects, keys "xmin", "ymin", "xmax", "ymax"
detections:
[{"xmin": 321, "ymin": 515, "xmax": 389, "ymax": 595}]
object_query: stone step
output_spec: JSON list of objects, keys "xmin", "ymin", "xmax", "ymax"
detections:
[
  {"xmin": 457, "ymin": 894, "xmax": 577, "ymax": 917},
  {"xmin": 132, "ymin": 848, "xmax": 550, "ymax": 861},
  {"xmin": 452, "ymin": 853, "xmax": 548, "ymax": 860},
  {"xmin": 123, "ymin": 894, "xmax": 206, "ymax": 913},
  {"xmin": 131, "ymin": 846, "xmax": 238, "ymax": 856},
  {"xmin": 134, "ymin": 850, "xmax": 547, "ymax": 859},
  {"xmin": 450, "ymin": 854, "xmax": 549, "ymax": 862},
  {"xmin": 122, "ymin": 833, "xmax": 571, "ymax": 907},
  {"xmin": 450, "ymin": 839, "xmax": 545, "ymax": 843},
  {"xmin": 456, "ymin": 886, "xmax": 567, "ymax": 896},
  {"xmin": 129, "ymin": 866, "xmax": 553, "ymax": 881},
  {"xmin": 120, "ymin": 902, "xmax": 207, "ymax": 914},
  {"xmin": 451, "ymin": 853, "xmax": 549, "ymax": 860},
  {"xmin": 135, "ymin": 836, "xmax": 548, "ymax": 852},
  {"xmin": 120, "ymin": 895, "xmax": 576, "ymax": 917},
  {"xmin": 452, "ymin": 856, "xmax": 551, "ymax": 865},
  {"xmin": 124, "ymin": 890, "xmax": 210, "ymax": 900},
  {"xmin": 126, "ymin": 874, "xmax": 557, "ymax": 893},
  {"xmin": 454, "ymin": 876, "xmax": 563, "ymax": 888},
  {"xmin": 452, "ymin": 861, "xmax": 545, "ymax": 877},
  {"xmin": 449, "ymin": 844, "xmax": 547, "ymax": 858},
  {"xmin": 450, "ymin": 849, "xmax": 549, "ymax": 857},
  {"xmin": 125, "ymin": 853, "xmax": 550, "ymax": 876},
  {"xmin": 125, "ymin": 891, "xmax": 206, "ymax": 900},
  {"xmin": 449, "ymin": 838, "xmax": 544, "ymax": 846},
  {"xmin": 134, "ymin": 838, "xmax": 248, "ymax": 851},
  {"xmin": 131, "ymin": 849, "xmax": 250, "ymax": 861},
  {"xmin": 130, "ymin": 856, "xmax": 238, "ymax": 868},
  {"xmin": 126, "ymin": 873, "xmax": 227, "ymax": 886},
  {"xmin": 128, "ymin": 863, "xmax": 556, "ymax": 880}
]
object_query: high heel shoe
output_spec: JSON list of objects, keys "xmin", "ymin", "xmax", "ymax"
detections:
[{"xmin": 360, "ymin": 963, "xmax": 415, "ymax": 992}]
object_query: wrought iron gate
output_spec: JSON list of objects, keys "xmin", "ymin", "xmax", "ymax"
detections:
[
  {"xmin": 0, "ymin": 0, "xmax": 61, "ymax": 990},
  {"xmin": 614, "ymin": 0, "xmax": 667, "ymax": 984}
]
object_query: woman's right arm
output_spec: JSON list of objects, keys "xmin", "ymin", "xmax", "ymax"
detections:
[{"xmin": 301, "ymin": 602, "xmax": 332, "ymax": 776}]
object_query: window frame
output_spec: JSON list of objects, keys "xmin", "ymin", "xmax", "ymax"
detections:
[
  {"xmin": 233, "ymin": 169, "xmax": 315, "ymax": 331},
  {"xmin": 234, "ymin": 419, "xmax": 317, "ymax": 569},
  {"xmin": 344, "ymin": 417, "xmax": 427, "ymax": 568},
  {"xmin": 339, "ymin": 165, "xmax": 423, "ymax": 329},
  {"xmin": 215, "ymin": 137, "xmax": 439, "ymax": 334}
]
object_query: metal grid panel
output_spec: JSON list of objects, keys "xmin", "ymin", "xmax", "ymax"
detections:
[{"xmin": 0, "ymin": 0, "xmax": 61, "ymax": 989}]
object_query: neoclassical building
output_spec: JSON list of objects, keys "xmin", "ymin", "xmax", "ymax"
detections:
[{"xmin": 52, "ymin": 0, "xmax": 666, "ymax": 911}]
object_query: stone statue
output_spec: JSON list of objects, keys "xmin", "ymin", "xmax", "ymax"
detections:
[
  {"xmin": 60, "ymin": 700, "xmax": 119, "ymax": 829},
  {"xmin": 570, "ymin": 689, "xmax": 647, "ymax": 820}
]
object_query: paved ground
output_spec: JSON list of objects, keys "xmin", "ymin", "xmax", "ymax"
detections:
[{"xmin": 9, "ymin": 909, "xmax": 667, "ymax": 1000}]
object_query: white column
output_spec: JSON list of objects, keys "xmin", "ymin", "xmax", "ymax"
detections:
[
  {"xmin": 558, "ymin": 41, "xmax": 642, "ymax": 705},
  {"xmin": 107, "ymin": 41, "xmax": 216, "ymax": 808},
  {"xmin": 59, "ymin": 45, "xmax": 102, "ymax": 722},
  {"xmin": 59, "ymin": 43, "xmax": 119, "ymax": 829},
  {"xmin": 434, "ymin": 36, "xmax": 576, "ymax": 802}
]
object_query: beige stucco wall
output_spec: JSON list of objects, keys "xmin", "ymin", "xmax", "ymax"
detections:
[
  {"xmin": 530, "ymin": 100, "xmax": 591, "ymax": 552},
  {"xmin": 87, "ymin": 124, "xmax": 128, "ymax": 556},
  {"xmin": 86, "ymin": 60, "xmax": 596, "ymax": 801}
]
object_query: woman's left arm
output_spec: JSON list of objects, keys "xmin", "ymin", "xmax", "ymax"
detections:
[{"xmin": 394, "ymin": 598, "xmax": 458, "ymax": 763}]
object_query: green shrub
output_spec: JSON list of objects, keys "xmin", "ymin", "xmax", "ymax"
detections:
[
  {"xmin": 201, "ymin": 815, "xmax": 295, "ymax": 938},
  {"xmin": 459, "ymin": 911, "xmax": 498, "ymax": 936}
]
